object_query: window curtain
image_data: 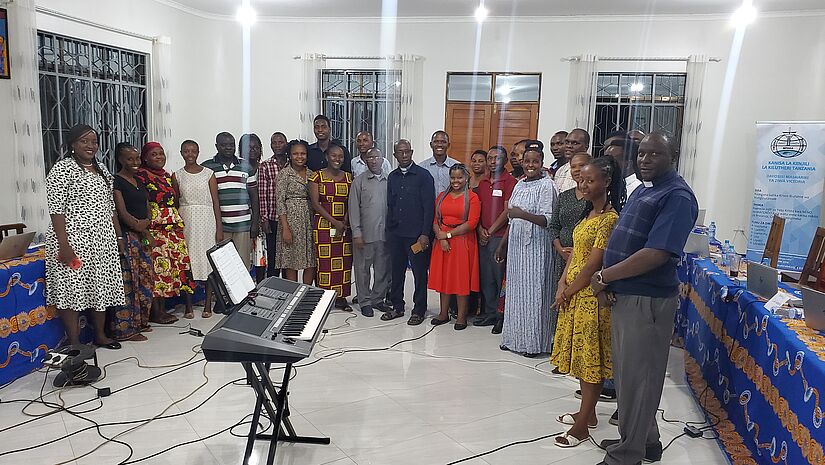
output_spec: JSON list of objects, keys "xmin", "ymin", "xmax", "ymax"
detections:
[
  {"xmin": 298, "ymin": 53, "xmax": 326, "ymax": 140},
  {"xmin": 566, "ymin": 54, "xmax": 599, "ymax": 134},
  {"xmin": 679, "ymin": 54, "xmax": 709, "ymax": 185},
  {"xmin": 151, "ymin": 36, "xmax": 173, "ymax": 150},
  {"xmin": 7, "ymin": 0, "xmax": 48, "ymax": 240},
  {"xmin": 392, "ymin": 54, "xmax": 423, "ymax": 156}
]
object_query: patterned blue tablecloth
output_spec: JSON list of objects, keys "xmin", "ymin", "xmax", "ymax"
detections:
[
  {"xmin": 0, "ymin": 247, "xmax": 63, "ymax": 385},
  {"xmin": 677, "ymin": 255, "xmax": 825, "ymax": 465}
]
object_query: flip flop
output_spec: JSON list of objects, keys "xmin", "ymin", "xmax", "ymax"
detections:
[
  {"xmin": 554, "ymin": 432, "xmax": 590, "ymax": 448},
  {"xmin": 557, "ymin": 413, "xmax": 598, "ymax": 429}
]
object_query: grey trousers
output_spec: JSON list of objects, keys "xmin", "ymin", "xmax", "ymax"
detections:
[
  {"xmin": 478, "ymin": 236, "xmax": 504, "ymax": 318},
  {"xmin": 353, "ymin": 240, "xmax": 391, "ymax": 309},
  {"xmin": 605, "ymin": 294, "xmax": 678, "ymax": 465}
]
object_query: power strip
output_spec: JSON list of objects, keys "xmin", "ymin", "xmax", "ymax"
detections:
[{"xmin": 43, "ymin": 352, "xmax": 69, "ymax": 368}]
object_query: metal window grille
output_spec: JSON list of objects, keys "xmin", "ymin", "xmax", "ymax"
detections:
[
  {"xmin": 593, "ymin": 72, "xmax": 686, "ymax": 155},
  {"xmin": 37, "ymin": 31, "xmax": 149, "ymax": 174},
  {"xmin": 321, "ymin": 69, "xmax": 401, "ymax": 162}
]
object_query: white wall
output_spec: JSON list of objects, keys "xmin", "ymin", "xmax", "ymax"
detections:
[{"xmin": 16, "ymin": 1, "xmax": 825, "ymax": 241}]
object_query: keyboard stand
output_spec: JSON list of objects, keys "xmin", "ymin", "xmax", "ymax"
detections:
[{"xmin": 241, "ymin": 361, "xmax": 330, "ymax": 465}]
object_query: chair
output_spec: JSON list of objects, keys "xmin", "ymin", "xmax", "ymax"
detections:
[
  {"xmin": 798, "ymin": 227, "xmax": 825, "ymax": 289},
  {"xmin": 761, "ymin": 215, "xmax": 785, "ymax": 268},
  {"xmin": 0, "ymin": 223, "xmax": 26, "ymax": 244}
]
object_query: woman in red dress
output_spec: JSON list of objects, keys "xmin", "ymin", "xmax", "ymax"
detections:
[{"xmin": 429, "ymin": 164, "xmax": 481, "ymax": 330}]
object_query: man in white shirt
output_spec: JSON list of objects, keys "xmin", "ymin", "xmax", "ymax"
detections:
[
  {"xmin": 554, "ymin": 128, "xmax": 590, "ymax": 193},
  {"xmin": 604, "ymin": 138, "xmax": 642, "ymax": 198},
  {"xmin": 351, "ymin": 131, "xmax": 392, "ymax": 178},
  {"xmin": 423, "ymin": 130, "xmax": 459, "ymax": 197}
]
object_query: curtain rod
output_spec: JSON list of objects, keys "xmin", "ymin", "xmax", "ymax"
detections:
[
  {"xmin": 562, "ymin": 56, "xmax": 722, "ymax": 62},
  {"xmin": 35, "ymin": 6, "xmax": 157, "ymax": 42},
  {"xmin": 292, "ymin": 55, "xmax": 422, "ymax": 60}
]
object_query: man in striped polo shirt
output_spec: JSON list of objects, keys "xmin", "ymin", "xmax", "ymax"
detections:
[{"xmin": 202, "ymin": 132, "xmax": 260, "ymax": 269}]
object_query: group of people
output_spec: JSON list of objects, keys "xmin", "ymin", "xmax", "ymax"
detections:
[{"xmin": 44, "ymin": 114, "xmax": 698, "ymax": 465}]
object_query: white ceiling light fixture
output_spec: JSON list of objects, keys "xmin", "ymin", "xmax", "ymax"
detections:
[
  {"xmin": 474, "ymin": 1, "xmax": 488, "ymax": 23},
  {"xmin": 236, "ymin": 1, "xmax": 257, "ymax": 26},
  {"xmin": 731, "ymin": 0, "xmax": 757, "ymax": 27}
]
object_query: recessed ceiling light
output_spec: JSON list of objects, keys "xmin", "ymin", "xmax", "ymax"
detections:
[
  {"xmin": 236, "ymin": 2, "xmax": 257, "ymax": 26},
  {"xmin": 731, "ymin": 1, "xmax": 757, "ymax": 27},
  {"xmin": 475, "ymin": 3, "xmax": 488, "ymax": 23}
]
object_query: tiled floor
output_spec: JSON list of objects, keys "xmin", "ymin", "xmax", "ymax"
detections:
[{"xmin": 0, "ymin": 277, "xmax": 729, "ymax": 465}]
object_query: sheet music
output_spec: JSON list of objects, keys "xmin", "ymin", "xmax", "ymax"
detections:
[{"xmin": 209, "ymin": 242, "xmax": 255, "ymax": 304}]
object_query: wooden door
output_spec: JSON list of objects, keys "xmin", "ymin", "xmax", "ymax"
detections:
[
  {"xmin": 444, "ymin": 103, "xmax": 493, "ymax": 165},
  {"xmin": 445, "ymin": 102, "xmax": 539, "ymax": 166},
  {"xmin": 490, "ymin": 103, "xmax": 539, "ymax": 152}
]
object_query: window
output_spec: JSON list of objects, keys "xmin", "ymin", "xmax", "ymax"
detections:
[
  {"xmin": 321, "ymin": 69, "xmax": 401, "ymax": 161},
  {"xmin": 37, "ymin": 31, "xmax": 149, "ymax": 174},
  {"xmin": 446, "ymin": 72, "xmax": 541, "ymax": 103},
  {"xmin": 593, "ymin": 72, "xmax": 686, "ymax": 155}
]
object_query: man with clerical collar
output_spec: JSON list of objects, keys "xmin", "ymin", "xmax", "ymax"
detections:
[
  {"xmin": 307, "ymin": 114, "xmax": 353, "ymax": 173},
  {"xmin": 383, "ymin": 139, "xmax": 435, "ymax": 326},
  {"xmin": 591, "ymin": 133, "xmax": 698, "ymax": 465},
  {"xmin": 422, "ymin": 130, "xmax": 459, "ymax": 197},
  {"xmin": 352, "ymin": 130, "xmax": 391, "ymax": 178}
]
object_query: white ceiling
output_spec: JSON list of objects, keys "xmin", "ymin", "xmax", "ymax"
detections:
[{"xmin": 158, "ymin": 0, "xmax": 825, "ymax": 18}]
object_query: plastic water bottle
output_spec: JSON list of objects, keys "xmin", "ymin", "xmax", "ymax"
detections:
[
  {"xmin": 720, "ymin": 240, "xmax": 730, "ymax": 268},
  {"xmin": 708, "ymin": 222, "xmax": 719, "ymax": 246},
  {"xmin": 727, "ymin": 244, "xmax": 739, "ymax": 278}
]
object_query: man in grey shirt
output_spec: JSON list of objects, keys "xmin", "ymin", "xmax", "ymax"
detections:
[
  {"xmin": 349, "ymin": 148, "xmax": 391, "ymax": 317},
  {"xmin": 423, "ymin": 130, "xmax": 459, "ymax": 197},
  {"xmin": 352, "ymin": 131, "xmax": 392, "ymax": 178}
]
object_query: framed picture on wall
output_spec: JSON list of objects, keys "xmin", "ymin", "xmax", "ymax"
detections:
[{"xmin": 0, "ymin": 8, "xmax": 9, "ymax": 79}]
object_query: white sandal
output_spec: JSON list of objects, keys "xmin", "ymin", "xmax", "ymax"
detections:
[
  {"xmin": 554, "ymin": 432, "xmax": 590, "ymax": 448},
  {"xmin": 556, "ymin": 413, "xmax": 598, "ymax": 429}
]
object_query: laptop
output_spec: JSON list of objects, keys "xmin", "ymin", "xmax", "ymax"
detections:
[
  {"xmin": 695, "ymin": 209, "xmax": 706, "ymax": 227},
  {"xmin": 0, "ymin": 232, "xmax": 35, "ymax": 260},
  {"xmin": 800, "ymin": 287, "xmax": 825, "ymax": 332},
  {"xmin": 684, "ymin": 232, "xmax": 710, "ymax": 257},
  {"xmin": 747, "ymin": 262, "xmax": 803, "ymax": 306}
]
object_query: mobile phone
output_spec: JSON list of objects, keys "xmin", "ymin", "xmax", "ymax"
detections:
[{"xmin": 410, "ymin": 242, "xmax": 424, "ymax": 254}]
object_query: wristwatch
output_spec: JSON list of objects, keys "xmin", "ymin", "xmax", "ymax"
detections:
[
  {"xmin": 595, "ymin": 270, "xmax": 606, "ymax": 286},
  {"xmin": 446, "ymin": 232, "xmax": 452, "ymax": 239}
]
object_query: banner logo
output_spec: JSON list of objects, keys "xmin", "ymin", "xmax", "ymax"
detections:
[{"xmin": 771, "ymin": 128, "xmax": 807, "ymax": 158}]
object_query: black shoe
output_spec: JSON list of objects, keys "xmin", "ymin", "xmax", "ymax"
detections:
[
  {"xmin": 380, "ymin": 310, "xmax": 404, "ymax": 321},
  {"xmin": 374, "ymin": 302, "xmax": 392, "ymax": 313},
  {"xmin": 600, "ymin": 438, "xmax": 661, "ymax": 463},
  {"xmin": 472, "ymin": 316, "xmax": 497, "ymax": 326},
  {"xmin": 360, "ymin": 306, "xmax": 374, "ymax": 317},
  {"xmin": 491, "ymin": 318, "xmax": 503, "ymax": 334},
  {"xmin": 352, "ymin": 297, "xmax": 359, "ymax": 304},
  {"xmin": 94, "ymin": 340, "xmax": 122, "ymax": 350},
  {"xmin": 407, "ymin": 314, "xmax": 425, "ymax": 325},
  {"xmin": 454, "ymin": 323, "xmax": 467, "ymax": 330},
  {"xmin": 522, "ymin": 352, "xmax": 539, "ymax": 358},
  {"xmin": 575, "ymin": 388, "xmax": 618, "ymax": 402},
  {"xmin": 609, "ymin": 409, "xmax": 619, "ymax": 426},
  {"xmin": 499, "ymin": 344, "xmax": 509, "ymax": 351},
  {"xmin": 431, "ymin": 316, "xmax": 450, "ymax": 326}
]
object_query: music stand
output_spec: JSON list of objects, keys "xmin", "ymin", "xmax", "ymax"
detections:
[{"xmin": 204, "ymin": 239, "xmax": 330, "ymax": 465}]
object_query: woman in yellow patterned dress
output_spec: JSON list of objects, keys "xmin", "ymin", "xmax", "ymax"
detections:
[
  {"xmin": 308, "ymin": 145, "xmax": 353, "ymax": 310},
  {"xmin": 550, "ymin": 156, "xmax": 626, "ymax": 448}
]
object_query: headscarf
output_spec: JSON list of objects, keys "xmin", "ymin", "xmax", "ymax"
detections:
[{"xmin": 140, "ymin": 142, "xmax": 167, "ymax": 176}]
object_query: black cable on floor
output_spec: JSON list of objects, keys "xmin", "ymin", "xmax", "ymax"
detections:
[{"xmin": 446, "ymin": 430, "xmax": 565, "ymax": 464}]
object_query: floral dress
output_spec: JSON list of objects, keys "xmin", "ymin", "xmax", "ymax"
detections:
[{"xmin": 134, "ymin": 169, "xmax": 195, "ymax": 298}]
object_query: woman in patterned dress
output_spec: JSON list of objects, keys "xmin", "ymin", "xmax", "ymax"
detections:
[
  {"xmin": 45, "ymin": 124, "xmax": 124, "ymax": 349},
  {"xmin": 550, "ymin": 156, "xmax": 625, "ymax": 448},
  {"xmin": 275, "ymin": 140, "xmax": 317, "ymax": 283},
  {"xmin": 174, "ymin": 140, "xmax": 223, "ymax": 318},
  {"xmin": 547, "ymin": 153, "xmax": 592, "ymax": 359},
  {"xmin": 112, "ymin": 143, "xmax": 153, "ymax": 341},
  {"xmin": 494, "ymin": 143, "xmax": 558, "ymax": 357},
  {"xmin": 135, "ymin": 142, "xmax": 196, "ymax": 323},
  {"xmin": 309, "ymin": 145, "xmax": 353, "ymax": 309}
]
